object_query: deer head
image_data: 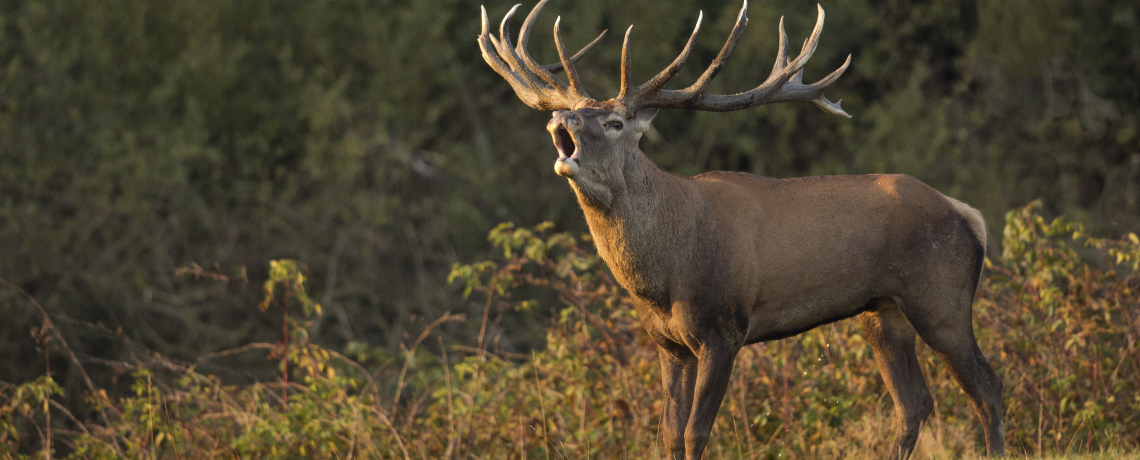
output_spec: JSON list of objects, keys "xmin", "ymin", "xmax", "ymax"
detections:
[{"xmin": 479, "ymin": 0, "xmax": 849, "ymax": 206}]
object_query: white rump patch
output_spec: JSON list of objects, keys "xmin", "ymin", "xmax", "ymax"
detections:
[{"xmin": 945, "ymin": 196, "xmax": 987, "ymax": 252}]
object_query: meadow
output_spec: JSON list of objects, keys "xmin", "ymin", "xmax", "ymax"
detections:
[{"xmin": 2, "ymin": 201, "xmax": 1137, "ymax": 459}]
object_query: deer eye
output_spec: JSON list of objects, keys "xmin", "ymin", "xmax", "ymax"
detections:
[{"xmin": 605, "ymin": 120, "xmax": 624, "ymax": 131}]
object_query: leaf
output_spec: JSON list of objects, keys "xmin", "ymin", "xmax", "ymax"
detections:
[{"xmin": 525, "ymin": 239, "xmax": 545, "ymax": 261}]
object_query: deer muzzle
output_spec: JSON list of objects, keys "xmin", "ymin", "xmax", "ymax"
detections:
[{"xmin": 548, "ymin": 112, "xmax": 581, "ymax": 177}]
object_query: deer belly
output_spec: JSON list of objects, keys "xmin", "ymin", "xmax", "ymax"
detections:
[{"xmin": 744, "ymin": 290, "xmax": 876, "ymax": 343}]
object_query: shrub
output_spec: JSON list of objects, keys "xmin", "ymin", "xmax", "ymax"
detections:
[{"xmin": 1, "ymin": 202, "xmax": 1137, "ymax": 458}]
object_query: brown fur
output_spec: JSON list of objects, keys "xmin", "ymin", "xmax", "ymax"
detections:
[{"xmin": 545, "ymin": 108, "xmax": 1004, "ymax": 460}]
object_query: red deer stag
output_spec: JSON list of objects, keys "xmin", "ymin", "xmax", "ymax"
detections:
[{"xmin": 477, "ymin": 1, "xmax": 1005, "ymax": 458}]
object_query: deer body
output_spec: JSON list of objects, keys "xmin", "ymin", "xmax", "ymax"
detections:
[
  {"xmin": 479, "ymin": 2, "xmax": 1005, "ymax": 458},
  {"xmin": 584, "ymin": 169, "xmax": 985, "ymax": 348}
]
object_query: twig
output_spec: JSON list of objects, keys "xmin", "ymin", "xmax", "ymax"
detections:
[
  {"xmin": 533, "ymin": 351, "xmax": 551, "ymax": 460},
  {"xmin": 391, "ymin": 313, "xmax": 466, "ymax": 416},
  {"xmin": 44, "ymin": 326, "xmax": 52, "ymax": 460},
  {"xmin": 452, "ymin": 345, "xmax": 529, "ymax": 361},
  {"xmin": 161, "ymin": 391, "xmax": 185, "ymax": 460},
  {"xmin": 197, "ymin": 342, "xmax": 275, "ymax": 362},
  {"xmin": 367, "ymin": 407, "xmax": 411, "ymax": 460},
  {"xmin": 0, "ymin": 276, "xmax": 124, "ymax": 456},
  {"xmin": 461, "ymin": 288, "xmax": 497, "ymax": 457},
  {"xmin": 522, "ymin": 274, "xmax": 628, "ymax": 364},
  {"xmin": 440, "ymin": 336, "xmax": 458, "ymax": 460},
  {"xmin": 47, "ymin": 399, "xmax": 90, "ymax": 437},
  {"xmin": 173, "ymin": 262, "xmax": 231, "ymax": 283},
  {"xmin": 325, "ymin": 348, "xmax": 381, "ymax": 397}
]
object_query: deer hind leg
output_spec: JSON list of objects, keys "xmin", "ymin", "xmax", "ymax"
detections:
[
  {"xmin": 902, "ymin": 293, "xmax": 1006, "ymax": 457},
  {"xmin": 859, "ymin": 298, "xmax": 934, "ymax": 460},
  {"xmin": 659, "ymin": 345, "xmax": 699, "ymax": 460}
]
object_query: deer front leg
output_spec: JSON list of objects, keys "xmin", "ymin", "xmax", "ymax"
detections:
[
  {"xmin": 659, "ymin": 346, "xmax": 698, "ymax": 460},
  {"xmin": 683, "ymin": 342, "xmax": 739, "ymax": 460}
]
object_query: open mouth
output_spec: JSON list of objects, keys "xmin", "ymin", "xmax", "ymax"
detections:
[
  {"xmin": 548, "ymin": 117, "xmax": 582, "ymax": 177},
  {"xmin": 553, "ymin": 125, "xmax": 577, "ymax": 159}
]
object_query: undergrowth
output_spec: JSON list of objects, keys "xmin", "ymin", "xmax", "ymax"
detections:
[{"xmin": 2, "ymin": 201, "xmax": 1138, "ymax": 459}]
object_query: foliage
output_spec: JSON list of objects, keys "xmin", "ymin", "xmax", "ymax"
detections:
[
  {"xmin": 3, "ymin": 260, "xmax": 408, "ymax": 459},
  {"xmin": 981, "ymin": 202, "xmax": 1140, "ymax": 455},
  {"xmin": 2, "ymin": 204, "xmax": 1139, "ymax": 458},
  {"xmin": 1, "ymin": 0, "xmax": 1138, "ymax": 404}
]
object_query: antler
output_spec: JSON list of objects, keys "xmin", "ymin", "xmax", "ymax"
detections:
[
  {"xmin": 619, "ymin": 2, "xmax": 850, "ymax": 117},
  {"xmin": 479, "ymin": 1, "xmax": 850, "ymax": 117},
  {"xmin": 478, "ymin": 0, "xmax": 607, "ymax": 111}
]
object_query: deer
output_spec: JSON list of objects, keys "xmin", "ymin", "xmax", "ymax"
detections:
[{"xmin": 477, "ymin": 1, "xmax": 1005, "ymax": 459}]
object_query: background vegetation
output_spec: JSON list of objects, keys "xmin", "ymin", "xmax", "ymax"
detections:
[
  {"xmin": 1, "ymin": 0, "xmax": 1138, "ymax": 457},
  {"xmin": 2, "ymin": 203, "xmax": 1138, "ymax": 458}
]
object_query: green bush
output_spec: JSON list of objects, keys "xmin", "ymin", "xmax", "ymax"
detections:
[
  {"xmin": 2, "ymin": 0, "xmax": 1138, "ymax": 403},
  {"xmin": 2, "ymin": 202, "xmax": 1137, "ymax": 458}
]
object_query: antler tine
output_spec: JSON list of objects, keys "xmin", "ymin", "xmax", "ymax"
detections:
[
  {"xmin": 543, "ymin": 31, "xmax": 607, "ymax": 74},
  {"xmin": 479, "ymin": 3, "xmax": 603, "ymax": 111},
  {"xmin": 804, "ymin": 53, "xmax": 851, "ymax": 116},
  {"xmin": 726, "ymin": 3, "xmax": 849, "ymax": 116},
  {"xmin": 616, "ymin": 2, "xmax": 849, "ymax": 118},
  {"xmin": 771, "ymin": 17, "xmax": 790, "ymax": 78},
  {"xmin": 498, "ymin": 4, "xmax": 605, "ymax": 83},
  {"xmin": 514, "ymin": 0, "xmax": 565, "ymax": 88},
  {"xmin": 614, "ymin": 1, "xmax": 746, "ymax": 114},
  {"xmin": 812, "ymin": 53, "xmax": 851, "ymax": 89},
  {"xmin": 776, "ymin": 4, "xmax": 826, "ymax": 84},
  {"xmin": 516, "ymin": 0, "xmax": 549, "ymax": 53},
  {"xmin": 634, "ymin": 11, "xmax": 703, "ymax": 96},
  {"xmin": 553, "ymin": 16, "xmax": 590, "ymax": 99},
  {"xmin": 741, "ymin": 9, "xmax": 813, "ymax": 100},
  {"xmin": 495, "ymin": 4, "xmax": 545, "ymax": 90},
  {"xmin": 620, "ymin": 1, "xmax": 747, "ymax": 112},
  {"xmin": 679, "ymin": 2, "xmax": 748, "ymax": 98},
  {"xmin": 618, "ymin": 26, "xmax": 634, "ymax": 99},
  {"xmin": 515, "ymin": 0, "xmax": 604, "ymax": 76},
  {"xmin": 479, "ymin": 6, "xmax": 526, "ymax": 89}
]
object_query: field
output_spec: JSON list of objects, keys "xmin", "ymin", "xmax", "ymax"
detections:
[{"xmin": 1, "ymin": 202, "xmax": 1137, "ymax": 459}]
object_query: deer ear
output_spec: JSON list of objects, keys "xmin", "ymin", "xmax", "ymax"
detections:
[{"xmin": 632, "ymin": 108, "xmax": 658, "ymax": 132}]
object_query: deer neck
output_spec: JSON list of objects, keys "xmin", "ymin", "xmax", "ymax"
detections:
[{"xmin": 570, "ymin": 150, "xmax": 698, "ymax": 306}]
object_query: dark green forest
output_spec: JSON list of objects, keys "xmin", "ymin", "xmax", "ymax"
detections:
[{"xmin": 1, "ymin": 0, "xmax": 1138, "ymax": 435}]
